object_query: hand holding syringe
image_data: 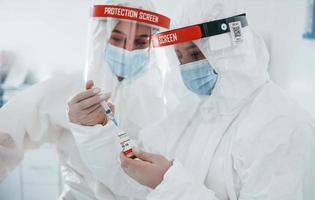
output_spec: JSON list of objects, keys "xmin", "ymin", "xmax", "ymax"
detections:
[{"xmin": 68, "ymin": 79, "xmax": 136, "ymax": 159}]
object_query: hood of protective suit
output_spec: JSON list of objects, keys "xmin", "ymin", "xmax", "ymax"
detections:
[{"xmin": 175, "ymin": 0, "xmax": 270, "ymax": 115}]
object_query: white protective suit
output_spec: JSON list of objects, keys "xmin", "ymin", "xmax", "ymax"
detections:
[
  {"xmin": 70, "ymin": 0, "xmax": 315, "ymax": 199},
  {"xmin": 0, "ymin": 0, "xmax": 173, "ymax": 199}
]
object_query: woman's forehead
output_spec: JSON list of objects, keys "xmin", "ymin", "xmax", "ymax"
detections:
[
  {"xmin": 175, "ymin": 42, "xmax": 200, "ymax": 52},
  {"xmin": 114, "ymin": 20, "xmax": 151, "ymax": 32}
]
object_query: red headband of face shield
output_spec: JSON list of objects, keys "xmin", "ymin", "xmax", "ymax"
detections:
[
  {"xmin": 92, "ymin": 5, "xmax": 171, "ymax": 29},
  {"xmin": 152, "ymin": 14, "xmax": 248, "ymax": 48}
]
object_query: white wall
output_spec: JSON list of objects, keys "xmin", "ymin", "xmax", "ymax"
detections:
[{"xmin": 0, "ymin": 0, "xmax": 90, "ymax": 79}]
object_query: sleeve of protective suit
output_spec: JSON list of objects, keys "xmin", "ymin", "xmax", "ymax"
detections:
[
  {"xmin": 146, "ymin": 124, "xmax": 315, "ymax": 200},
  {"xmin": 235, "ymin": 122, "xmax": 315, "ymax": 200},
  {"xmin": 146, "ymin": 160, "xmax": 220, "ymax": 200},
  {"xmin": 0, "ymin": 132, "xmax": 23, "ymax": 182},
  {"xmin": 70, "ymin": 121, "xmax": 151, "ymax": 199},
  {"xmin": 0, "ymin": 74, "xmax": 80, "ymax": 182}
]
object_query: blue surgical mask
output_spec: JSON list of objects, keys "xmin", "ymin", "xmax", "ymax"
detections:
[
  {"xmin": 180, "ymin": 59, "xmax": 218, "ymax": 96},
  {"xmin": 104, "ymin": 44, "xmax": 149, "ymax": 79}
]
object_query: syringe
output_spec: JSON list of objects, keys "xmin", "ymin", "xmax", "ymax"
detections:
[
  {"xmin": 101, "ymin": 101, "xmax": 136, "ymax": 159},
  {"xmin": 101, "ymin": 101, "xmax": 118, "ymax": 126}
]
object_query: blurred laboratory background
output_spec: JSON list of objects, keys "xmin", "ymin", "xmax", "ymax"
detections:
[{"xmin": 0, "ymin": 0, "xmax": 315, "ymax": 199}]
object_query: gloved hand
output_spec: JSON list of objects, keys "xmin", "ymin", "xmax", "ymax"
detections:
[
  {"xmin": 67, "ymin": 80, "xmax": 114, "ymax": 126},
  {"xmin": 120, "ymin": 148, "xmax": 172, "ymax": 189}
]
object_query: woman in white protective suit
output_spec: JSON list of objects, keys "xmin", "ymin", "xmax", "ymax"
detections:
[
  {"xmin": 70, "ymin": 0, "xmax": 315, "ymax": 199},
  {"xmin": 0, "ymin": 0, "xmax": 173, "ymax": 199}
]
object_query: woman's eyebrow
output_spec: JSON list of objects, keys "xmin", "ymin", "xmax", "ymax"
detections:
[
  {"xmin": 112, "ymin": 29, "xmax": 126, "ymax": 36},
  {"xmin": 113, "ymin": 29, "xmax": 149, "ymax": 39},
  {"xmin": 136, "ymin": 34, "xmax": 150, "ymax": 38},
  {"xmin": 185, "ymin": 43, "xmax": 198, "ymax": 51}
]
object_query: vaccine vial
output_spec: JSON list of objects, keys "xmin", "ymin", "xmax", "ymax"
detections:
[{"xmin": 118, "ymin": 131, "xmax": 136, "ymax": 159}]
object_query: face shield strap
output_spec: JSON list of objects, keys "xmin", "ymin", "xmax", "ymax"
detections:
[
  {"xmin": 152, "ymin": 14, "xmax": 248, "ymax": 48},
  {"xmin": 200, "ymin": 14, "xmax": 248, "ymax": 38},
  {"xmin": 92, "ymin": 5, "xmax": 170, "ymax": 29}
]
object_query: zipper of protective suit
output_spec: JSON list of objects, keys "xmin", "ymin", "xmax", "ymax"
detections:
[{"xmin": 222, "ymin": 84, "xmax": 268, "ymax": 200}]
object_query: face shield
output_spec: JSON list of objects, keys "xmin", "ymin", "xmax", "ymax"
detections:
[
  {"xmin": 85, "ymin": 4, "xmax": 170, "ymax": 93},
  {"xmin": 152, "ymin": 14, "xmax": 248, "ymax": 97}
]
